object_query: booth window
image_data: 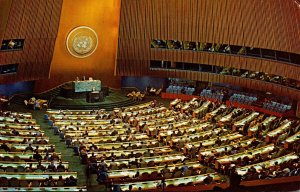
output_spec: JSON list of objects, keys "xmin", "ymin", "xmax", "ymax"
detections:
[{"xmin": 0, "ymin": 64, "xmax": 18, "ymax": 74}]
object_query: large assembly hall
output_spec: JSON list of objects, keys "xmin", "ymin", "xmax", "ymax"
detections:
[{"xmin": 0, "ymin": 0, "xmax": 299, "ymax": 191}]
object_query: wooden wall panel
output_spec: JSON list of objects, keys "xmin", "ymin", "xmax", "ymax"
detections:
[
  {"xmin": 34, "ymin": 0, "xmax": 122, "ymax": 92},
  {"xmin": 0, "ymin": 0, "xmax": 13, "ymax": 42},
  {"xmin": 0, "ymin": 0, "xmax": 63, "ymax": 84},
  {"xmin": 117, "ymin": 0, "xmax": 300, "ymax": 89},
  {"xmin": 117, "ymin": 0, "xmax": 300, "ymax": 99},
  {"xmin": 117, "ymin": 1, "xmax": 300, "ymax": 62}
]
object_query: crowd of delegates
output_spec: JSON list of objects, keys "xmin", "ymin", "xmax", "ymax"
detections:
[
  {"xmin": 0, "ymin": 110, "xmax": 83, "ymax": 191},
  {"xmin": 24, "ymin": 97, "xmax": 48, "ymax": 110},
  {"xmin": 126, "ymin": 91, "xmax": 145, "ymax": 101},
  {"xmin": 218, "ymin": 67, "xmax": 300, "ymax": 90},
  {"xmin": 47, "ymin": 98, "xmax": 300, "ymax": 191}
]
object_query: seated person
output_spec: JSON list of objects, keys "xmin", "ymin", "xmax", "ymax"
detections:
[
  {"xmin": 37, "ymin": 161, "xmax": 46, "ymax": 171},
  {"xmin": 203, "ymin": 174, "xmax": 213, "ymax": 184},
  {"xmin": 0, "ymin": 142, "xmax": 10, "ymax": 152},
  {"xmin": 33, "ymin": 151, "xmax": 43, "ymax": 161},
  {"xmin": 50, "ymin": 152, "xmax": 60, "ymax": 161},
  {"xmin": 57, "ymin": 162, "xmax": 65, "ymax": 171},
  {"xmin": 34, "ymin": 146, "xmax": 40, "ymax": 153},
  {"xmin": 47, "ymin": 145, "xmax": 55, "ymax": 153},
  {"xmin": 48, "ymin": 176, "xmax": 56, "ymax": 187},
  {"xmin": 25, "ymin": 164, "xmax": 33, "ymax": 172},
  {"xmin": 25, "ymin": 144, "xmax": 34, "ymax": 151},
  {"xmin": 47, "ymin": 161, "xmax": 57, "ymax": 172},
  {"xmin": 12, "ymin": 129, "xmax": 19, "ymax": 136},
  {"xmin": 68, "ymin": 176, "xmax": 77, "ymax": 186}
]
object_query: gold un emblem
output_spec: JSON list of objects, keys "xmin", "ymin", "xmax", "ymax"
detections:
[{"xmin": 66, "ymin": 26, "xmax": 98, "ymax": 58}]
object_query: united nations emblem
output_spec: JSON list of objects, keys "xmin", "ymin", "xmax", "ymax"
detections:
[{"xmin": 66, "ymin": 26, "xmax": 98, "ymax": 58}]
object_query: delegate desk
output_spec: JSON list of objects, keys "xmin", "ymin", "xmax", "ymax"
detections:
[
  {"xmin": 102, "ymin": 154, "xmax": 187, "ymax": 168},
  {"xmin": 284, "ymin": 131, "xmax": 300, "ymax": 149},
  {"xmin": 0, "ymin": 117, "xmax": 36, "ymax": 124},
  {"xmin": 133, "ymin": 110, "xmax": 174, "ymax": 125},
  {"xmin": 119, "ymin": 173, "xmax": 221, "ymax": 191},
  {"xmin": 137, "ymin": 116, "xmax": 179, "ymax": 131},
  {"xmin": 169, "ymin": 128, "xmax": 228, "ymax": 147},
  {"xmin": 82, "ymin": 139, "xmax": 159, "ymax": 150},
  {"xmin": 218, "ymin": 109, "xmax": 242, "ymax": 123},
  {"xmin": 47, "ymin": 109, "xmax": 96, "ymax": 115},
  {"xmin": 87, "ymin": 147, "xmax": 172, "ymax": 159},
  {"xmin": 247, "ymin": 116, "xmax": 277, "ymax": 136},
  {"xmin": 73, "ymin": 80, "xmax": 101, "ymax": 92},
  {"xmin": 64, "ymin": 128, "xmax": 134, "ymax": 137},
  {"xmin": 54, "ymin": 119, "xmax": 112, "ymax": 126},
  {"xmin": 236, "ymin": 153, "xmax": 299, "ymax": 176},
  {"xmin": 123, "ymin": 101, "xmax": 153, "ymax": 112},
  {"xmin": 12, "ymin": 144, "xmax": 54, "ymax": 152},
  {"xmin": 205, "ymin": 104, "xmax": 226, "ymax": 116},
  {"xmin": 233, "ymin": 112, "xmax": 260, "ymax": 131},
  {"xmin": 198, "ymin": 138, "xmax": 255, "ymax": 161},
  {"xmin": 0, "ymin": 123, "xmax": 40, "ymax": 130},
  {"xmin": 157, "ymin": 122, "xmax": 213, "ymax": 141},
  {"xmin": 0, "ymin": 135, "xmax": 49, "ymax": 143},
  {"xmin": 149, "ymin": 119, "xmax": 203, "ymax": 137},
  {"xmin": 215, "ymin": 144, "xmax": 275, "ymax": 170},
  {"xmin": 0, "ymin": 129, "xmax": 44, "ymax": 137},
  {"xmin": 59, "ymin": 123, "xmax": 127, "ymax": 131},
  {"xmin": 108, "ymin": 161, "xmax": 203, "ymax": 179},
  {"xmin": 50, "ymin": 114, "xmax": 97, "ymax": 121},
  {"xmin": 69, "ymin": 134, "xmax": 149, "ymax": 143},
  {"xmin": 0, "ymin": 172, "xmax": 77, "ymax": 180},
  {"xmin": 0, "ymin": 161, "xmax": 69, "ymax": 170},
  {"xmin": 265, "ymin": 120, "xmax": 292, "ymax": 142},
  {"xmin": 0, "ymin": 113, "xmax": 32, "ymax": 119},
  {"xmin": 184, "ymin": 133, "xmax": 244, "ymax": 154},
  {"xmin": 0, "ymin": 187, "xmax": 87, "ymax": 192},
  {"xmin": 192, "ymin": 101, "xmax": 211, "ymax": 117},
  {"xmin": 0, "ymin": 152, "xmax": 61, "ymax": 160}
]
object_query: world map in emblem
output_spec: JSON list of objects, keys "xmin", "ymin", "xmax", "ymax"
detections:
[{"xmin": 66, "ymin": 26, "xmax": 98, "ymax": 58}]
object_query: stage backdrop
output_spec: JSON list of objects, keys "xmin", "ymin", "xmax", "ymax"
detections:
[{"xmin": 34, "ymin": 0, "xmax": 121, "ymax": 93}]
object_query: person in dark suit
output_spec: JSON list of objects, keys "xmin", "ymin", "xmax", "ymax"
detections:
[{"xmin": 33, "ymin": 151, "xmax": 42, "ymax": 161}]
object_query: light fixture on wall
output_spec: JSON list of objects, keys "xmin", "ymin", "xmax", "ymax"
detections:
[{"xmin": 8, "ymin": 40, "xmax": 15, "ymax": 48}]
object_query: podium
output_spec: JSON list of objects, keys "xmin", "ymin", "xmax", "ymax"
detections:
[{"xmin": 86, "ymin": 91, "xmax": 104, "ymax": 103}]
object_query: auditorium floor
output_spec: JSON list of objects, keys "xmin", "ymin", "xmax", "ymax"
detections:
[
  {"xmin": 6, "ymin": 96, "xmax": 171, "ymax": 191},
  {"xmin": 6, "ymin": 97, "xmax": 300, "ymax": 192}
]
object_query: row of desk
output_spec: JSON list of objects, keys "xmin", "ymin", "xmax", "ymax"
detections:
[
  {"xmin": 0, "ymin": 110, "xmax": 82, "ymax": 190},
  {"xmin": 119, "ymin": 172, "xmax": 221, "ymax": 191}
]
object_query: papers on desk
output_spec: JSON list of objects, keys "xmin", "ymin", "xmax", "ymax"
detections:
[
  {"xmin": 267, "ymin": 120, "xmax": 292, "ymax": 137},
  {"xmin": 194, "ymin": 101, "xmax": 211, "ymax": 114},
  {"xmin": 219, "ymin": 108, "xmax": 241, "ymax": 123},
  {"xmin": 234, "ymin": 112, "xmax": 259, "ymax": 126},
  {"xmin": 207, "ymin": 105, "xmax": 227, "ymax": 117},
  {"xmin": 248, "ymin": 116, "xmax": 276, "ymax": 132},
  {"xmin": 285, "ymin": 131, "xmax": 300, "ymax": 143}
]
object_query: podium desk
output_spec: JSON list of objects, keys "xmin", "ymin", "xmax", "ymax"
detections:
[
  {"xmin": 73, "ymin": 80, "xmax": 101, "ymax": 93},
  {"xmin": 86, "ymin": 91, "xmax": 104, "ymax": 103}
]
